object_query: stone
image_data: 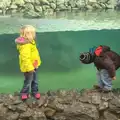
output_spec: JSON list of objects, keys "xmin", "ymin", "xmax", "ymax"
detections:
[
  {"xmin": 16, "ymin": 103, "xmax": 27, "ymax": 113},
  {"xmin": 91, "ymin": 92, "xmax": 101, "ymax": 105},
  {"xmin": 76, "ymin": 0, "xmax": 86, "ymax": 8},
  {"xmin": 0, "ymin": 103, "xmax": 7, "ymax": 119},
  {"xmin": 24, "ymin": 0, "xmax": 35, "ymax": 3},
  {"xmin": 99, "ymin": 101, "xmax": 108, "ymax": 110},
  {"xmin": 88, "ymin": 0, "xmax": 97, "ymax": 3},
  {"xmin": 12, "ymin": 98, "xmax": 22, "ymax": 105},
  {"xmin": 79, "ymin": 90, "xmax": 92, "ymax": 103},
  {"xmin": 42, "ymin": 5, "xmax": 50, "ymax": 11},
  {"xmin": 48, "ymin": 0, "xmax": 56, "ymax": 3},
  {"xmin": 57, "ymin": 4, "xmax": 67, "ymax": 10},
  {"xmin": 66, "ymin": 5, "xmax": 71, "ymax": 10},
  {"xmin": 24, "ymin": 3, "xmax": 34, "ymax": 10},
  {"xmin": 12, "ymin": 0, "xmax": 25, "ymax": 6},
  {"xmin": 6, "ymin": 112, "xmax": 19, "ymax": 120},
  {"xmin": 44, "ymin": 107, "xmax": 56, "ymax": 117},
  {"xmin": 37, "ymin": 96, "xmax": 48, "ymax": 107},
  {"xmin": 109, "ymin": 97, "xmax": 120, "ymax": 113},
  {"xmin": 40, "ymin": 0, "xmax": 50, "ymax": 5},
  {"xmin": 31, "ymin": 111, "xmax": 47, "ymax": 120},
  {"xmin": 0, "ymin": 0, "xmax": 117, "ymax": 17},
  {"xmin": 0, "ymin": 0, "xmax": 11, "ymax": 8},
  {"xmin": 23, "ymin": 10, "xmax": 42, "ymax": 18},
  {"xmin": 68, "ymin": 0, "xmax": 77, "ymax": 8},
  {"xmin": 50, "ymin": 3, "xmax": 56, "ymax": 9},
  {"xmin": 100, "ymin": 3, "xmax": 106, "ymax": 8},
  {"xmin": 101, "ymin": 92, "xmax": 114, "ymax": 101},
  {"xmin": 65, "ymin": 102, "xmax": 99, "ymax": 119},
  {"xmin": 10, "ymin": 4, "xmax": 18, "ymax": 9},
  {"xmin": 93, "ymin": 3, "xmax": 102, "ymax": 9},
  {"xmin": 19, "ymin": 109, "xmax": 32, "ymax": 119},
  {"xmin": 8, "ymin": 105, "xmax": 16, "ymax": 111},
  {"xmin": 34, "ymin": 5, "xmax": 43, "ymax": 13},
  {"xmin": 32, "ymin": 109, "xmax": 47, "ymax": 119},
  {"xmin": 0, "ymin": 90, "xmax": 119, "ymax": 120},
  {"xmin": 56, "ymin": 0, "xmax": 65, "ymax": 5},
  {"xmin": 104, "ymin": 111, "xmax": 118, "ymax": 120},
  {"xmin": 24, "ymin": 0, "xmax": 40, "ymax": 4},
  {"xmin": 35, "ymin": 0, "xmax": 41, "ymax": 4},
  {"xmin": 107, "ymin": 4, "xmax": 115, "ymax": 9}
]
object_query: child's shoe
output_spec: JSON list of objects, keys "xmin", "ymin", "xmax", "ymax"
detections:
[
  {"xmin": 89, "ymin": 85, "xmax": 102, "ymax": 92},
  {"xmin": 33, "ymin": 93, "xmax": 41, "ymax": 99},
  {"xmin": 102, "ymin": 88, "xmax": 112, "ymax": 93},
  {"xmin": 93, "ymin": 85, "xmax": 101, "ymax": 89},
  {"xmin": 21, "ymin": 94, "xmax": 28, "ymax": 100}
]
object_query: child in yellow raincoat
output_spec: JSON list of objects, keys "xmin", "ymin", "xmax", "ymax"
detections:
[{"xmin": 15, "ymin": 25, "xmax": 41, "ymax": 100}]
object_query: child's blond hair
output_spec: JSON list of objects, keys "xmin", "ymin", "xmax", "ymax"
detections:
[{"xmin": 20, "ymin": 25, "xmax": 36, "ymax": 42}]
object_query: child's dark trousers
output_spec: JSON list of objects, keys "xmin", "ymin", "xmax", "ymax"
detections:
[{"xmin": 20, "ymin": 69, "xmax": 38, "ymax": 95}]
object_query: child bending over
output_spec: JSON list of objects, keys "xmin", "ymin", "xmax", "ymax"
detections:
[{"xmin": 80, "ymin": 45, "xmax": 120, "ymax": 92}]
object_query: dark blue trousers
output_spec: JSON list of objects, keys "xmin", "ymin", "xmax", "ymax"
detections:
[{"xmin": 20, "ymin": 69, "xmax": 39, "ymax": 95}]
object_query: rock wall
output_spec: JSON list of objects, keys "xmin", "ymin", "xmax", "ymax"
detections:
[
  {"xmin": 0, "ymin": 0, "xmax": 118, "ymax": 18},
  {"xmin": 0, "ymin": 89, "xmax": 120, "ymax": 120}
]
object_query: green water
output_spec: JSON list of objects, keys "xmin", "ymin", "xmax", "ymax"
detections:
[{"xmin": 0, "ymin": 11, "xmax": 120, "ymax": 93}]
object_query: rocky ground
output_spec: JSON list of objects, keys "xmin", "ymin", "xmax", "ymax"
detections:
[
  {"xmin": 0, "ymin": 0, "xmax": 119, "ymax": 18},
  {"xmin": 0, "ymin": 89, "xmax": 120, "ymax": 120}
]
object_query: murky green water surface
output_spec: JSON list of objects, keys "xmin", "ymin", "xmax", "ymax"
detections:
[{"xmin": 0, "ymin": 10, "xmax": 120, "ymax": 93}]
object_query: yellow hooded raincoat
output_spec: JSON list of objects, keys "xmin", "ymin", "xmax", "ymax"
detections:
[{"xmin": 15, "ymin": 38, "xmax": 41, "ymax": 72}]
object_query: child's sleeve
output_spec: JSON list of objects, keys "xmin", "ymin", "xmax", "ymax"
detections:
[{"xmin": 19, "ymin": 44, "xmax": 34, "ymax": 72}]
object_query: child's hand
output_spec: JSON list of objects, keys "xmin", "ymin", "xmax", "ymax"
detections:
[
  {"xmin": 29, "ymin": 70, "xmax": 35, "ymax": 73},
  {"xmin": 112, "ymin": 76, "xmax": 116, "ymax": 80}
]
